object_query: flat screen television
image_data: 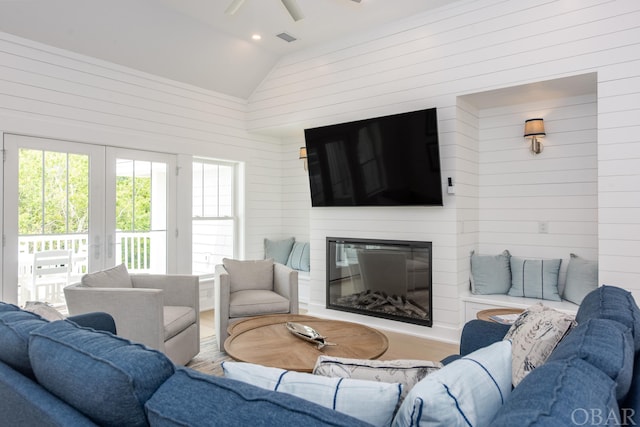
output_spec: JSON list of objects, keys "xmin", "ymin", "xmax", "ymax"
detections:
[{"xmin": 304, "ymin": 108, "xmax": 443, "ymax": 207}]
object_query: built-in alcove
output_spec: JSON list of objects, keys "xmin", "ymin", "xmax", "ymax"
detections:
[{"xmin": 456, "ymin": 72, "xmax": 599, "ymax": 294}]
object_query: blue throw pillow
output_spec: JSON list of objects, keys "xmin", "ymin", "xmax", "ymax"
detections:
[
  {"xmin": 491, "ymin": 358, "xmax": 619, "ymax": 427},
  {"xmin": 547, "ymin": 318, "xmax": 634, "ymax": 401},
  {"xmin": 29, "ymin": 320, "xmax": 175, "ymax": 427},
  {"xmin": 392, "ymin": 340, "xmax": 512, "ymax": 427},
  {"xmin": 470, "ymin": 250, "xmax": 511, "ymax": 294},
  {"xmin": 146, "ymin": 368, "xmax": 371, "ymax": 427},
  {"xmin": 222, "ymin": 361, "xmax": 400, "ymax": 427},
  {"xmin": 264, "ymin": 237, "xmax": 295, "ymax": 265},
  {"xmin": 287, "ymin": 241, "xmax": 310, "ymax": 271},
  {"xmin": 577, "ymin": 285, "xmax": 640, "ymax": 351},
  {"xmin": 0, "ymin": 309, "xmax": 48, "ymax": 377},
  {"xmin": 508, "ymin": 257, "xmax": 562, "ymax": 301},
  {"xmin": 562, "ymin": 253, "xmax": 598, "ymax": 304}
]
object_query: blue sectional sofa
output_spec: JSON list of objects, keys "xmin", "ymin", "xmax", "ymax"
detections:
[
  {"xmin": 2, "ymin": 284, "xmax": 640, "ymax": 426},
  {"xmin": 449, "ymin": 285, "xmax": 640, "ymax": 426},
  {"xmin": 0, "ymin": 302, "xmax": 368, "ymax": 427}
]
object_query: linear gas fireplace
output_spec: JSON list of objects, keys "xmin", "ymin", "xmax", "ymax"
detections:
[{"xmin": 326, "ymin": 237, "xmax": 432, "ymax": 327}]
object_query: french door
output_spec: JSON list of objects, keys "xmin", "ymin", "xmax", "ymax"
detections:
[{"xmin": 2, "ymin": 134, "xmax": 176, "ymax": 306}]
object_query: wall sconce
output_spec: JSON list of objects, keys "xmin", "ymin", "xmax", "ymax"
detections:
[
  {"xmin": 524, "ymin": 118, "xmax": 546, "ymax": 154},
  {"xmin": 299, "ymin": 147, "xmax": 308, "ymax": 170}
]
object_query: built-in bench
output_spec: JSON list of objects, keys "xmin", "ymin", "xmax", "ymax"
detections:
[{"xmin": 462, "ymin": 292, "xmax": 579, "ymax": 323}]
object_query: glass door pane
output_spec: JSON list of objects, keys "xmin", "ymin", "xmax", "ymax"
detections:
[
  {"xmin": 3, "ymin": 134, "xmax": 105, "ymax": 307},
  {"xmin": 107, "ymin": 148, "xmax": 176, "ymax": 274}
]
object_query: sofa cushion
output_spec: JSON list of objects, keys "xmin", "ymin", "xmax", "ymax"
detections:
[
  {"xmin": 222, "ymin": 361, "xmax": 401, "ymax": 427},
  {"xmin": 0, "ymin": 301, "xmax": 20, "ymax": 313},
  {"xmin": 81, "ymin": 263, "xmax": 132, "ymax": 288},
  {"xmin": 470, "ymin": 249, "xmax": 511, "ymax": 295},
  {"xmin": 229, "ymin": 289, "xmax": 290, "ymax": 318},
  {"xmin": 163, "ymin": 306, "xmax": 196, "ymax": 341},
  {"xmin": 392, "ymin": 340, "xmax": 512, "ymax": 427},
  {"xmin": 577, "ymin": 285, "xmax": 640, "ymax": 351},
  {"xmin": 313, "ymin": 355, "xmax": 441, "ymax": 406},
  {"xmin": 223, "ymin": 258, "xmax": 274, "ymax": 292},
  {"xmin": 504, "ymin": 303, "xmax": 575, "ymax": 386},
  {"xmin": 0, "ymin": 309, "xmax": 48, "ymax": 377},
  {"xmin": 562, "ymin": 253, "xmax": 598, "ymax": 304},
  {"xmin": 146, "ymin": 368, "xmax": 371, "ymax": 427},
  {"xmin": 29, "ymin": 320, "xmax": 175, "ymax": 427},
  {"xmin": 490, "ymin": 358, "xmax": 619, "ymax": 427},
  {"xmin": 287, "ymin": 241, "xmax": 311, "ymax": 272},
  {"xmin": 508, "ymin": 257, "xmax": 562, "ymax": 301},
  {"xmin": 547, "ymin": 318, "xmax": 634, "ymax": 401},
  {"xmin": 264, "ymin": 237, "xmax": 295, "ymax": 265},
  {"xmin": 623, "ymin": 351, "xmax": 640, "ymax": 418}
]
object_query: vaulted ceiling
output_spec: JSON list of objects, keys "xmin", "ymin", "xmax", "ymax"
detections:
[{"xmin": 0, "ymin": 0, "xmax": 455, "ymax": 99}]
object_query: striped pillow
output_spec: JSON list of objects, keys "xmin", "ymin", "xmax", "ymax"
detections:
[
  {"xmin": 508, "ymin": 257, "xmax": 562, "ymax": 301},
  {"xmin": 286, "ymin": 241, "xmax": 310, "ymax": 271},
  {"xmin": 222, "ymin": 361, "xmax": 400, "ymax": 427},
  {"xmin": 392, "ymin": 341, "xmax": 512, "ymax": 427}
]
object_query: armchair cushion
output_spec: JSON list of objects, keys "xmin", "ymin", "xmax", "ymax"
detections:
[
  {"xmin": 163, "ymin": 306, "xmax": 196, "ymax": 341},
  {"xmin": 81, "ymin": 263, "xmax": 132, "ymax": 288},
  {"xmin": 223, "ymin": 258, "xmax": 274, "ymax": 292},
  {"xmin": 229, "ymin": 290, "xmax": 290, "ymax": 318}
]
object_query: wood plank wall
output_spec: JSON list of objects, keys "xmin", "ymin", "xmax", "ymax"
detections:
[{"xmin": 248, "ymin": 0, "xmax": 640, "ymax": 339}]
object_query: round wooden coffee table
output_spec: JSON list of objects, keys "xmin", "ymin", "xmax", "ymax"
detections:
[{"xmin": 224, "ymin": 314, "xmax": 389, "ymax": 372}]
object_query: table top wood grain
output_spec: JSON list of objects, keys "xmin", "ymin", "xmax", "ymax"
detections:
[{"xmin": 224, "ymin": 314, "xmax": 389, "ymax": 372}]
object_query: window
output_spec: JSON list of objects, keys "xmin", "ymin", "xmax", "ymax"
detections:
[{"xmin": 192, "ymin": 159, "xmax": 236, "ymax": 276}]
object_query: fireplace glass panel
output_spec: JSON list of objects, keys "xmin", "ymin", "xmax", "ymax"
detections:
[{"xmin": 326, "ymin": 237, "xmax": 432, "ymax": 327}]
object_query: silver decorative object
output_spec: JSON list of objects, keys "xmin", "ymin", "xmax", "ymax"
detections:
[{"xmin": 286, "ymin": 322, "xmax": 337, "ymax": 349}]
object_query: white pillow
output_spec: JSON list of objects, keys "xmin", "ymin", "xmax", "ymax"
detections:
[
  {"xmin": 222, "ymin": 361, "xmax": 401, "ymax": 427},
  {"xmin": 222, "ymin": 258, "xmax": 274, "ymax": 292},
  {"xmin": 81, "ymin": 264, "xmax": 132, "ymax": 288},
  {"xmin": 392, "ymin": 341, "xmax": 512, "ymax": 427}
]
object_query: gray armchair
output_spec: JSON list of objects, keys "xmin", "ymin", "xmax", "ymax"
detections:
[
  {"xmin": 64, "ymin": 272, "xmax": 199, "ymax": 365},
  {"xmin": 215, "ymin": 259, "xmax": 298, "ymax": 350}
]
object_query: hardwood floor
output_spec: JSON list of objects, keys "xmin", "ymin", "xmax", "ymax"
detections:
[{"xmin": 199, "ymin": 310, "xmax": 458, "ymax": 362}]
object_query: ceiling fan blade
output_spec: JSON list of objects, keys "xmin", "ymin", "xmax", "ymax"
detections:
[
  {"xmin": 225, "ymin": 0, "xmax": 246, "ymax": 15},
  {"xmin": 281, "ymin": 0, "xmax": 304, "ymax": 21}
]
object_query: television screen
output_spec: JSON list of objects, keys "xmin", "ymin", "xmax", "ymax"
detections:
[{"xmin": 304, "ymin": 108, "xmax": 443, "ymax": 207}]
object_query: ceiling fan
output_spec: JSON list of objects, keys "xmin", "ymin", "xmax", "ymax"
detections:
[{"xmin": 225, "ymin": 0, "xmax": 361, "ymax": 22}]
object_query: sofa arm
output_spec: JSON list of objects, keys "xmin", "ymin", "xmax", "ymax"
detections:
[
  {"xmin": 64, "ymin": 284, "xmax": 165, "ymax": 351},
  {"xmin": 67, "ymin": 312, "xmax": 117, "ymax": 334},
  {"xmin": 214, "ymin": 264, "xmax": 231, "ymax": 349},
  {"xmin": 274, "ymin": 263, "xmax": 299, "ymax": 315},
  {"xmin": 459, "ymin": 319, "xmax": 511, "ymax": 357}
]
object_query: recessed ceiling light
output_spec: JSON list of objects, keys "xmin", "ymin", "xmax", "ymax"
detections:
[{"xmin": 252, "ymin": 34, "xmax": 262, "ymax": 41}]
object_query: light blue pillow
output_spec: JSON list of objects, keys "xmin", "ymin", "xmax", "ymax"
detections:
[
  {"xmin": 563, "ymin": 253, "xmax": 598, "ymax": 304},
  {"xmin": 470, "ymin": 250, "xmax": 511, "ymax": 294},
  {"xmin": 264, "ymin": 237, "xmax": 295, "ymax": 265},
  {"xmin": 222, "ymin": 361, "xmax": 401, "ymax": 427},
  {"xmin": 508, "ymin": 257, "xmax": 562, "ymax": 301},
  {"xmin": 287, "ymin": 241, "xmax": 310, "ymax": 272},
  {"xmin": 392, "ymin": 340, "xmax": 512, "ymax": 427}
]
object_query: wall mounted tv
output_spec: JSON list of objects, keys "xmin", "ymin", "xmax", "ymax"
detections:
[{"xmin": 304, "ymin": 108, "xmax": 443, "ymax": 207}]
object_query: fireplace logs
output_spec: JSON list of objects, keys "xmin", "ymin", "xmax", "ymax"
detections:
[{"xmin": 335, "ymin": 290, "xmax": 429, "ymax": 319}]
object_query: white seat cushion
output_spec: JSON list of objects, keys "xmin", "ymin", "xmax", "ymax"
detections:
[
  {"xmin": 229, "ymin": 290, "xmax": 290, "ymax": 318},
  {"xmin": 163, "ymin": 306, "xmax": 196, "ymax": 341}
]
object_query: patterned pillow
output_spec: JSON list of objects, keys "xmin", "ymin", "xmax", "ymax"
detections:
[
  {"xmin": 313, "ymin": 356, "xmax": 441, "ymax": 405},
  {"xmin": 504, "ymin": 303, "xmax": 576, "ymax": 386},
  {"xmin": 508, "ymin": 257, "xmax": 562, "ymax": 301},
  {"xmin": 222, "ymin": 361, "xmax": 401, "ymax": 427},
  {"xmin": 23, "ymin": 301, "xmax": 65, "ymax": 321}
]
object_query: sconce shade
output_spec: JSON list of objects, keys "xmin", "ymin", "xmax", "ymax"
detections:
[
  {"xmin": 299, "ymin": 147, "xmax": 307, "ymax": 159},
  {"xmin": 524, "ymin": 118, "xmax": 546, "ymax": 138}
]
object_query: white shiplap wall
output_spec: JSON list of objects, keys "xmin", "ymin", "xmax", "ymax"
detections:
[
  {"xmin": 248, "ymin": 0, "xmax": 640, "ymax": 340},
  {"xmin": 0, "ymin": 32, "xmax": 284, "ymax": 277},
  {"xmin": 476, "ymin": 94, "xmax": 598, "ymax": 286}
]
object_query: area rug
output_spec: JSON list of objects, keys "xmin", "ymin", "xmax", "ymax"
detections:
[{"xmin": 186, "ymin": 335, "xmax": 233, "ymax": 376}]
